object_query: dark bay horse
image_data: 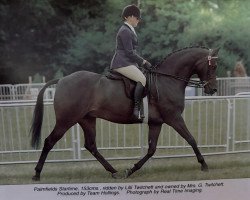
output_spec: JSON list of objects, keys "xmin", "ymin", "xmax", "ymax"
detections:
[{"xmin": 31, "ymin": 47, "xmax": 219, "ymax": 180}]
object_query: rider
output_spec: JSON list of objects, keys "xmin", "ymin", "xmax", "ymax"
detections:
[{"xmin": 110, "ymin": 4, "xmax": 152, "ymax": 119}]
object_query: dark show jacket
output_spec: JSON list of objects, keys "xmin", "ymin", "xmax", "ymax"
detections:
[{"xmin": 110, "ymin": 24, "xmax": 144, "ymax": 69}]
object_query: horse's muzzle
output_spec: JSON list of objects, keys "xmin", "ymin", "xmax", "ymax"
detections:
[
  {"xmin": 204, "ymin": 79, "xmax": 217, "ymax": 95},
  {"xmin": 204, "ymin": 84, "xmax": 217, "ymax": 95},
  {"xmin": 212, "ymin": 88, "xmax": 217, "ymax": 93},
  {"xmin": 206, "ymin": 87, "xmax": 217, "ymax": 95}
]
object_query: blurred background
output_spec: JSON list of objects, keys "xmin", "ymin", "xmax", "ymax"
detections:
[{"xmin": 0, "ymin": 0, "xmax": 250, "ymax": 84}]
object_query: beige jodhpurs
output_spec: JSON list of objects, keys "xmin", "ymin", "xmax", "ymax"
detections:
[{"xmin": 114, "ymin": 65, "xmax": 146, "ymax": 87}]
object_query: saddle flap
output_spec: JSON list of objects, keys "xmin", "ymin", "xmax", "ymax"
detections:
[{"xmin": 106, "ymin": 70, "xmax": 135, "ymax": 99}]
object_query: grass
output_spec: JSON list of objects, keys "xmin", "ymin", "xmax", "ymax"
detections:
[{"xmin": 0, "ymin": 153, "xmax": 250, "ymax": 185}]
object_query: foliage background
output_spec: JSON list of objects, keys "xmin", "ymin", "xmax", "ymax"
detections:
[{"xmin": 0, "ymin": 0, "xmax": 250, "ymax": 83}]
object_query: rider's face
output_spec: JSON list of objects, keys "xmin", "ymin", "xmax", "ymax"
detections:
[{"xmin": 125, "ymin": 15, "xmax": 140, "ymax": 27}]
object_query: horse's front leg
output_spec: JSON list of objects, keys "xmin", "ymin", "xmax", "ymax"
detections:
[
  {"xmin": 169, "ymin": 115, "xmax": 208, "ymax": 171},
  {"xmin": 125, "ymin": 123, "xmax": 162, "ymax": 178}
]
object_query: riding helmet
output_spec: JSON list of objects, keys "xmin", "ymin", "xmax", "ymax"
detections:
[{"xmin": 122, "ymin": 4, "xmax": 141, "ymax": 19}]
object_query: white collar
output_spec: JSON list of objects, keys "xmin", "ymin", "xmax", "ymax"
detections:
[{"xmin": 124, "ymin": 22, "xmax": 137, "ymax": 36}]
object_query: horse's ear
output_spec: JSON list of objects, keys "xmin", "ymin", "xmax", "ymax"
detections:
[{"xmin": 211, "ymin": 47, "xmax": 220, "ymax": 56}]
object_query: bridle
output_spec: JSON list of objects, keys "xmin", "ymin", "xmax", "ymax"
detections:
[
  {"xmin": 145, "ymin": 49, "xmax": 218, "ymax": 100},
  {"xmin": 148, "ymin": 49, "xmax": 218, "ymax": 88}
]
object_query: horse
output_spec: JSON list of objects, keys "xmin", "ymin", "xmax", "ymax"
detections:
[{"xmin": 30, "ymin": 46, "xmax": 219, "ymax": 181}]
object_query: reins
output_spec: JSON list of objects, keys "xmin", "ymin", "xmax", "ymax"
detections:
[
  {"xmin": 149, "ymin": 70, "xmax": 206, "ymax": 88},
  {"xmin": 145, "ymin": 69, "xmax": 205, "ymax": 101},
  {"xmin": 147, "ymin": 48, "xmax": 218, "ymax": 90},
  {"xmin": 145, "ymin": 48, "xmax": 218, "ymax": 100}
]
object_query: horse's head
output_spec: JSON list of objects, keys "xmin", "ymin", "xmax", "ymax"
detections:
[{"xmin": 195, "ymin": 48, "xmax": 220, "ymax": 95}]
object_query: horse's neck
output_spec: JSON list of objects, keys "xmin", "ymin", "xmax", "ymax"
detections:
[
  {"xmin": 153, "ymin": 48, "xmax": 208, "ymax": 100},
  {"xmin": 156, "ymin": 49, "xmax": 205, "ymax": 79},
  {"xmin": 157, "ymin": 57, "xmax": 194, "ymax": 80}
]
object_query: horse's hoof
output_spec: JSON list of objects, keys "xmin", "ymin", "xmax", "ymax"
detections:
[
  {"xmin": 124, "ymin": 169, "xmax": 132, "ymax": 178},
  {"xmin": 111, "ymin": 172, "xmax": 119, "ymax": 179},
  {"xmin": 201, "ymin": 163, "xmax": 209, "ymax": 172},
  {"xmin": 32, "ymin": 175, "xmax": 40, "ymax": 181},
  {"xmin": 111, "ymin": 172, "xmax": 123, "ymax": 179}
]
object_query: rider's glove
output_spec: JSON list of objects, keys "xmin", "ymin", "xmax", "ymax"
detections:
[{"xmin": 143, "ymin": 60, "xmax": 152, "ymax": 71}]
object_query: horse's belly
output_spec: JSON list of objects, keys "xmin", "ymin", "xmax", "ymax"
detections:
[{"xmin": 89, "ymin": 78, "xmax": 135, "ymax": 123}]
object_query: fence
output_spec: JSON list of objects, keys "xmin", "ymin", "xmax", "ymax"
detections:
[
  {"xmin": 188, "ymin": 77, "xmax": 250, "ymax": 96},
  {"xmin": 0, "ymin": 95, "xmax": 250, "ymax": 165},
  {"xmin": 217, "ymin": 77, "xmax": 250, "ymax": 96},
  {"xmin": 1, "ymin": 77, "xmax": 250, "ymax": 101},
  {"xmin": 0, "ymin": 83, "xmax": 55, "ymax": 101}
]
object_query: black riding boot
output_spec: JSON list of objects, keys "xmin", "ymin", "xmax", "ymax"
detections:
[{"xmin": 133, "ymin": 82, "xmax": 144, "ymax": 119}]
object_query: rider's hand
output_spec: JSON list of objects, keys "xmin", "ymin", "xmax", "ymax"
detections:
[{"xmin": 143, "ymin": 60, "xmax": 152, "ymax": 71}]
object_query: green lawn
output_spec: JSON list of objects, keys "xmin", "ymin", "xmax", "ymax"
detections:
[{"xmin": 0, "ymin": 153, "xmax": 250, "ymax": 185}]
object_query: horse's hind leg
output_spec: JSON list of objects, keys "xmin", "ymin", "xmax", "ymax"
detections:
[
  {"xmin": 78, "ymin": 117, "xmax": 118, "ymax": 176},
  {"xmin": 170, "ymin": 115, "xmax": 208, "ymax": 171},
  {"xmin": 32, "ymin": 123, "xmax": 70, "ymax": 181}
]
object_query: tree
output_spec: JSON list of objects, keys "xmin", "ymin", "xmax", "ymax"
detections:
[
  {"xmin": 0, "ymin": 0, "xmax": 71, "ymax": 83},
  {"xmin": 1, "ymin": 0, "xmax": 250, "ymax": 83},
  {"xmin": 175, "ymin": 0, "xmax": 250, "ymax": 76},
  {"xmin": 59, "ymin": 0, "xmax": 131, "ymax": 74}
]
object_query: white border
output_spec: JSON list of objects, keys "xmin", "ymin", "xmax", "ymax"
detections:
[{"xmin": 1, "ymin": 178, "xmax": 250, "ymax": 200}]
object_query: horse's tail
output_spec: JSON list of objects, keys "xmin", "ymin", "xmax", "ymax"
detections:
[{"xmin": 30, "ymin": 79, "xmax": 59, "ymax": 149}]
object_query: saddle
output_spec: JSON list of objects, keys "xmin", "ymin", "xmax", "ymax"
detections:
[
  {"xmin": 106, "ymin": 70, "xmax": 157, "ymax": 123},
  {"xmin": 105, "ymin": 70, "xmax": 148, "ymax": 99}
]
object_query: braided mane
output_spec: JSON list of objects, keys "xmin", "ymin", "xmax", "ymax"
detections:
[{"xmin": 155, "ymin": 46, "xmax": 209, "ymax": 68}]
